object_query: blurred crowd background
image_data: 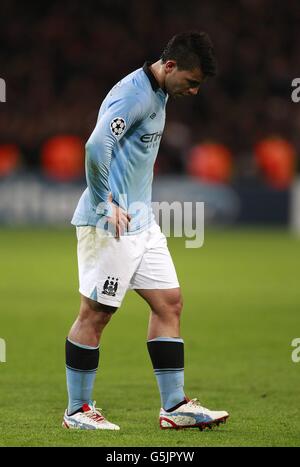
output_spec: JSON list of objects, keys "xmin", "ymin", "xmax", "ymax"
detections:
[{"xmin": 0, "ymin": 0, "xmax": 299, "ymax": 190}]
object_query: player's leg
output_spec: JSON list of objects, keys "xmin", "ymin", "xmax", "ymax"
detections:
[
  {"xmin": 63, "ymin": 295, "xmax": 120, "ymax": 429},
  {"xmin": 137, "ymin": 286, "xmax": 229, "ymax": 429},
  {"xmin": 136, "ymin": 287, "xmax": 186, "ymax": 412},
  {"xmin": 132, "ymin": 224, "xmax": 229, "ymax": 429},
  {"xmin": 65, "ymin": 295, "xmax": 116, "ymax": 414},
  {"xmin": 63, "ymin": 225, "xmax": 145, "ymax": 429}
]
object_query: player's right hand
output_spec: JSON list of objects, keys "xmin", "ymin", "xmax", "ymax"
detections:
[{"xmin": 106, "ymin": 193, "xmax": 131, "ymax": 238}]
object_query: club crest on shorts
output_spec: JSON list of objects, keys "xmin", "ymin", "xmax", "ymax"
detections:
[
  {"xmin": 102, "ymin": 276, "xmax": 119, "ymax": 296},
  {"xmin": 110, "ymin": 117, "xmax": 126, "ymax": 137}
]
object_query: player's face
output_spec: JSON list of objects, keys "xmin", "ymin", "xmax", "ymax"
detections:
[{"xmin": 164, "ymin": 61, "xmax": 203, "ymax": 98}]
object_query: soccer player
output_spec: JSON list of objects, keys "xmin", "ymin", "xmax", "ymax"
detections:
[{"xmin": 63, "ymin": 31, "xmax": 229, "ymax": 430}]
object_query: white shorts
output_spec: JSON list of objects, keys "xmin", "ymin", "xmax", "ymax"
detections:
[{"xmin": 76, "ymin": 223, "xmax": 180, "ymax": 307}]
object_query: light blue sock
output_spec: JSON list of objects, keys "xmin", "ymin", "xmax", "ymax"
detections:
[
  {"xmin": 147, "ymin": 337, "xmax": 185, "ymax": 411},
  {"xmin": 66, "ymin": 338, "xmax": 99, "ymax": 415}
]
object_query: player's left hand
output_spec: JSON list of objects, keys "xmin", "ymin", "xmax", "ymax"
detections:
[{"xmin": 106, "ymin": 193, "xmax": 131, "ymax": 238}]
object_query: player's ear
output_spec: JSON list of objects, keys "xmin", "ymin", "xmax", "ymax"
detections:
[{"xmin": 164, "ymin": 60, "xmax": 177, "ymax": 74}]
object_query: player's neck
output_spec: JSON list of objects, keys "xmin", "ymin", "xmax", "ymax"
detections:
[{"xmin": 150, "ymin": 60, "xmax": 166, "ymax": 91}]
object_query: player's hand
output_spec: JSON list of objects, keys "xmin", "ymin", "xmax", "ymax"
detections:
[{"xmin": 106, "ymin": 193, "xmax": 131, "ymax": 238}]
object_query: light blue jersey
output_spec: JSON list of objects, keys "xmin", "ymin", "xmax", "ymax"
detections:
[{"xmin": 71, "ymin": 62, "xmax": 168, "ymax": 234}]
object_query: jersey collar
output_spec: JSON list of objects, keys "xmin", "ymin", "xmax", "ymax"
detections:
[{"xmin": 143, "ymin": 61, "xmax": 165, "ymax": 94}]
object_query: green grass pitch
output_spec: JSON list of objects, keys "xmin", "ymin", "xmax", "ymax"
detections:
[{"xmin": 0, "ymin": 227, "xmax": 299, "ymax": 447}]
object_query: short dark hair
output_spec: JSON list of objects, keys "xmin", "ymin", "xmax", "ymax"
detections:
[{"xmin": 161, "ymin": 31, "xmax": 217, "ymax": 78}]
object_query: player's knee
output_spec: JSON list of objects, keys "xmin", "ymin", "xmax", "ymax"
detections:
[
  {"xmin": 166, "ymin": 291, "xmax": 183, "ymax": 319},
  {"xmin": 172, "ymin": 295, "xmax": 183, "ymax": 318},
  {"xmin": 91, "ymin": 313, "xmax": 111, "ymax": 340},
  {"xmin": 154, "ymin": 292, "xmax": 183, "ymax": 319}
]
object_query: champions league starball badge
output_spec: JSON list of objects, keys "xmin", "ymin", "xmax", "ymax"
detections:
[{"xmin": 110, "ymin": 117, "xmax": 126, "ymax": 137}]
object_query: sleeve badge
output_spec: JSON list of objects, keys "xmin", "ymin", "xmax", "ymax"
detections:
[{"xmin": 110, "ymin": 117, "xmax": 126, "ymax": 137}]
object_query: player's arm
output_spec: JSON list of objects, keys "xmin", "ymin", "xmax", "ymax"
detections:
[{"xmin": 85, "ymin": 94, "xmax": 143, "ymax": 236}]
